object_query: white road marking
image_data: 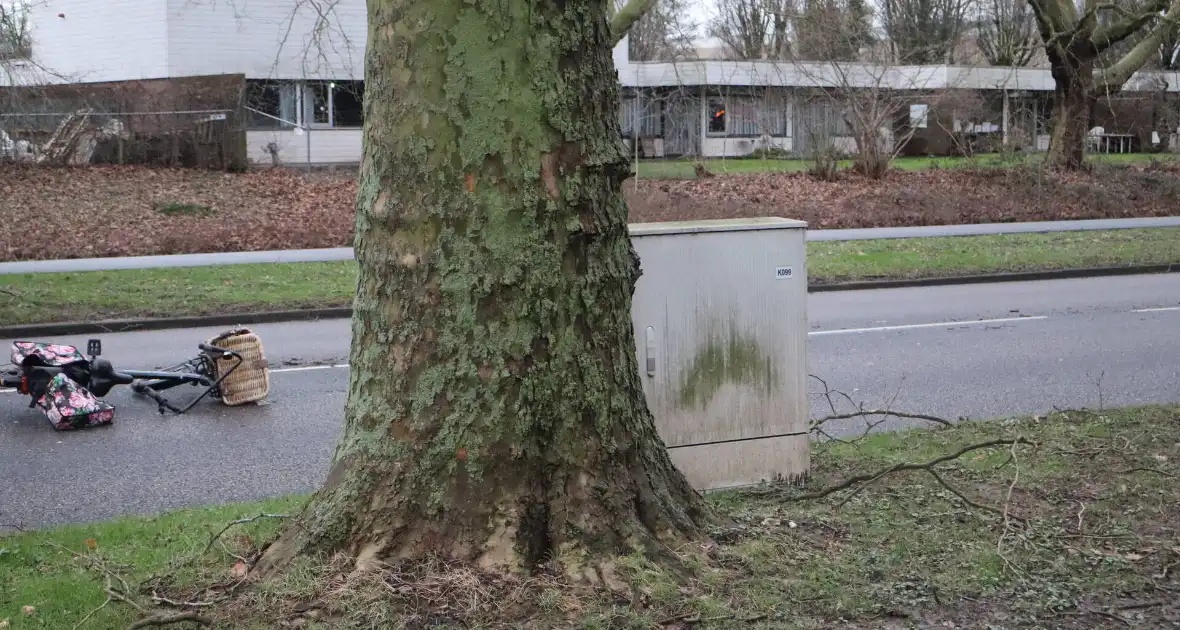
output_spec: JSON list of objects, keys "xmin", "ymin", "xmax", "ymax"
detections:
[
  {"xmin": 2, "ymin": 316, "xmax": 1051, "ymax": 394},
  {"xmin": 1132, "ymin": 306, "xmax": 1180, "ymax": 313},
  {"xmin": 269, "ymin": 364, "xmax": 349, "ymax": 374},
  {"xmin": 808, "ymin": 315, "xmax": 1049, "ymax": 336}
]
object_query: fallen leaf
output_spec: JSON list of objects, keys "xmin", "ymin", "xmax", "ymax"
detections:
[
  {"xmin": 456, "ymin": 447, "xmax": 467, "ymax": 462},
  {"xmin": 3, "ymin": 165, "xmax": 1177, "ymax": 262},
  {"xmin": 0, "ymin": 618, "xmax": 9, "ymax": 628},
  {"xmin": 1125, "ymin": 553, "xmax": 1144, "ymax": 561},
  {"xmin": 85, "ymin": 538, "xmax": 97, "ymax": 551},
  {"xmin": 230, "ymin": 560, "xmax": 248, "ymax": 579},
  {"xmin": 22, "ymin": 606, "xmax": 35, "ymax": 615}
]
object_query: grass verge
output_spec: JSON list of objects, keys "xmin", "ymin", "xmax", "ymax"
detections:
[
  {"xmin": 2, "ymin": 228, "xmax": 1179, "ymax": 326},
  {"xmin": 3, "ymin": 405, "xmax": 1178, "ymax": 628},
  {"xmin": 634, "ymin": 152, "xmax": 1178, "ymax": 179}
]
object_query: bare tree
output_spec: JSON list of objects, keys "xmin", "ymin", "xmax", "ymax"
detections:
[
  {"xmin": 882, "ymin": 0, "xmax": 973, "ymax": 63},
  {"xmin": 783, "ymin": 8, "xmax": 955, "ymax": 178},
  {"xmin": 1028, "ymin": 0, "xmax": 1180, "ymax": 169},
  {"xmin": 624, "ymin": 0, "xmax": 699, "ymax": 61},
  {"xmin": 709, "ymin": 0, "xmax": 794, "ymax": 60},
  {"xmin": 976, "ymin": 0, "xmax": 1039, "ymax": 66},
  {"xmin": 0, "ymin": 0, "xmax": 31, "ymax": 61},
  {"xmin": 794, "ymin": 0, "xmax": 875, "ymax": 60}
]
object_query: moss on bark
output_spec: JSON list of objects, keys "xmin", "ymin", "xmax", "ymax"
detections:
[{"xmin": 253, "ymin": 0, "xmax": 722, "ymax": 579}]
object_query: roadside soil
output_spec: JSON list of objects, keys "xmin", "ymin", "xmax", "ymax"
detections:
[{"xmin": 3, "ymin": 161, "xmax": 1180, "ymax": 261}]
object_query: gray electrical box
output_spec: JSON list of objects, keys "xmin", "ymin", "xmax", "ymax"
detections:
[{"xmin": 629, "ymin": 217, "xmax": 810, "ymax": 491}]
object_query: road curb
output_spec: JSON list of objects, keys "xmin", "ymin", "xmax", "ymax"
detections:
[
  {"xmin": 808, "ymin": 263, "xmax": 1180, "ymax": 292},
  {"xmin": 3, "ymin": 264, "xmax": 1178, "ymax": 339},
  {"xmin": 0, "ymin": 308, "xmax": 354, "ymax": 340}
]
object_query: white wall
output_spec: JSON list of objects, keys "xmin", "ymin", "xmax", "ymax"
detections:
[
  {"xmin": 25, "ymin": 0, "xmax": 168, "ymax": 83},
  {"xmin": 246, "ymin": 128, "xmax": 363, "ymax": 166},
  {"xmin": 701, "ymin": 136, "xmax": 792, "ymax": 157},
  {"xmin": 166, "ymin": 0, "xmax": 366, "ymax": 81}
]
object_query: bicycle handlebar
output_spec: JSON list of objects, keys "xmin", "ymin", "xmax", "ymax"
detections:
[{"xmin": 198, "ymin": 343, "xmax": 240, "ymax": 358}]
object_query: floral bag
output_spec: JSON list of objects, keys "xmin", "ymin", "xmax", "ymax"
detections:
[{"xmin": 35, "ymin": 373, "xmax": 116, "ymax": 431}]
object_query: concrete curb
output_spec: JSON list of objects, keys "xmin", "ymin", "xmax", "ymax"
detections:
[
  {"xmin": 5, "ymin": 216, "xmax": 1180, "ymax": 275},
  {"xmin": 3, "ymin": 264, "xmax": 1178, "ymax": 339},
  {"xmin": 808, "ymin": 263, "xmax": 1180, "ymax": 292}
]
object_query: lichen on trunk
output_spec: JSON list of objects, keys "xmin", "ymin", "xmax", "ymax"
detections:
[{"xmin": 252, "ymin": 0, "xmax": 721, "ymax": 580}]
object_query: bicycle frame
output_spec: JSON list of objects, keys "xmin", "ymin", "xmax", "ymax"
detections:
[
  {"xmin": 127, "ymin": 350, "xmax": 244, "ymax": 414},
  {"xmin": 3, "ymin": 339, "xmax": 246, "ymax": 416}
]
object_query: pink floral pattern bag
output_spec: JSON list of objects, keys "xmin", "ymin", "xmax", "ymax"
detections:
[{"xmin": 35, "ymin": 373, "xmax": 116, "ymax": 431}]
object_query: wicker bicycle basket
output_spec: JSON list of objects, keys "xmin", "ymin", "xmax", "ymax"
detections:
[{"xmin": 207, "ymin": 328, "xmax": 270, "ymax": 406}]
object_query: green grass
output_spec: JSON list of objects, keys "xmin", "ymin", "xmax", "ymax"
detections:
[
  {"xmin": 3, "ymin": 405, "xmax": 1178, "ymax": 629},
  {"xmin": 2, "ymin": 228, "xmax": 1178, "ymax": 326},
  {"xmin": 634, "ymin": 151, "xmax": 1178, "ymax": 179},
  {"xmin": 809, "ymin": 227, "xmax": 1180, "ymax": 283}
]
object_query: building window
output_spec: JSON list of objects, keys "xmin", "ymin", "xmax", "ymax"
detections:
[
  {"xmin": 331, "ymin": 81, "xmax": 364, "ymax": 127},
  {"xmin": 619, "ymin": 92, "xmax": 662, "ymax": 137},
  {"xmin": 910, "ymin": 104, "xmax": 929, "ymax": 129},
  {"xmin": 244, "ymin": 80, "xmax": 298, "ymax": 130},
  {"xmin": 706, "ymin": 94, "xmax": 788, "ymax": 137},
  {"xmin": 303, "ymin": 80, "xmax": 365, "ymax": 128},
  {"xmin": 708, "ymin": 101, "xmax": 726, "ymax": 134}
]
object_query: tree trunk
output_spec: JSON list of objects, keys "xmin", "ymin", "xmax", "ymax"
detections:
[
  {"xmin": 252, "ymin": 0, "xmax": 720, "ymax": 581},
  {"xmin": 1044, "ymin": 48, "xmax": 1096, "ymax": 170}
]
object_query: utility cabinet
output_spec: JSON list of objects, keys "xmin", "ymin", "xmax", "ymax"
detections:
[{"xmin": 629, "ymin": 217, "xmax": 810, "ymax": 491}]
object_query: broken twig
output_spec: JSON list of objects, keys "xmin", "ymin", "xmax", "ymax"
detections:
[{"xmin": 783, "ymin": 437, "xmax": 1034, "ymax": 506}]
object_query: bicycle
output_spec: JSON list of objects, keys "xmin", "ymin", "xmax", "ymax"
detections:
[{"xmin": 2, "ymin": 329, "xmax": 268, "ymax": 430}]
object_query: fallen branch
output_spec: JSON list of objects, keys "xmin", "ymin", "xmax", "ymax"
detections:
[
  {"xmin": 1119, "ymin": 467, "xmax": 1177, "ymax": 478},
  {"xmin": 782, "ymin": 438, "xmax": 1035, "ymax": 520},
  {"xmin": 127, "ymin": 612, "xmax": 213, "ymax": 629},
  {"xmin": 72, "ymin": 578, "xmax": 113, "ymax": 630},
  {"xmin": 812, "ymin": 409, "xmax": 954, "ymax": 428},
  {"xmin": 201, "ymin": 512, "xmax": 288, "ymax": 555},
  {"xmin": 807, "ymin": 374, "xmax": 955, "ymax": 444}
]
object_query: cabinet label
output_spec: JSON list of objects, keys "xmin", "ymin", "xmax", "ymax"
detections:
[{"xmin": 775, "ymin": 266, "xmax": 794, "ymax": 280}]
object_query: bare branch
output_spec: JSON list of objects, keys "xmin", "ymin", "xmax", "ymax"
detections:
[
  {"xmin": 977, "ymin": 0, "xmax": 1040, "ymax": 66},
  {"xmin": 781, "ymin": 437, "xmax": 1036, "ymax": 503},
  {"xmin": 202, "ymin": 512, "xmax": 289, "ymax": 555},
  {"xmin": 127, "ymin": 611, "xmax": 213, "ymax": 629},
  {"xmin": 611, "ymin": 0, "xmax": 660, "ymax": 46}
]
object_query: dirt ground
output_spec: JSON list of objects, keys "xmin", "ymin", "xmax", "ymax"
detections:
[{"xmin": 3, "ymin": 161, "xmax": 1180, "ymax": 262}]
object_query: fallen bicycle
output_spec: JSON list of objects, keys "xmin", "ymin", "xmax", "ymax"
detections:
[{"xmin": 1, "ymin": 328, "xmax": 269, "ymax": 430}]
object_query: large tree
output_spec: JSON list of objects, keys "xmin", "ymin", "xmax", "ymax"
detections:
[
  {"xmin": 1029, "ymin": 0, "xmax": 1180, "ymax": 169},
  {"xmin": 252, "ymin": 0, "xmax": 720, "ymax": 579}
]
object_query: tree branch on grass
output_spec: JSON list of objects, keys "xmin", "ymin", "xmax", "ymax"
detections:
[
  {"xmin": 779, "ymin": 438, "xmax": 1035, "ymax": 523},
  {"xmin": 201, "ymin": 512, "xmax": 289, "ymax": 555},
  {"xmin": 808, "ymin": 374, "xmax": 958, "ymax": 444}
]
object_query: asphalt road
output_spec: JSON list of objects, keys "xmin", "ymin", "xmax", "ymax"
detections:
[
  {"xmin": 3, "ymin": 273, "xmax": 1179, "ymax": 530},
  {"xmin": 3, "ymin": 216, "xmax": 1179, "ymax": 274}
]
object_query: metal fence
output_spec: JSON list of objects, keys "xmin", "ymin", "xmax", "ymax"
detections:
[{"xmin": 0, "ymin": 108, "xmax": 245, "ymax": 169}]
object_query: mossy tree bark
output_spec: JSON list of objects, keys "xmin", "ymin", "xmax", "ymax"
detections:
[
  {"xmin": 252, "ymin": 0, "xmax": 721, "ymax": 579},
  {"xmin": 1029, "ymin": 0, "xmax": 1180, "ymax": 170}
]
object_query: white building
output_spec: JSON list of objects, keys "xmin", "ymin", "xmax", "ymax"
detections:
[{"xmin": 5, "ymin": 0, "xmax": 1179, "ymax": 166}]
